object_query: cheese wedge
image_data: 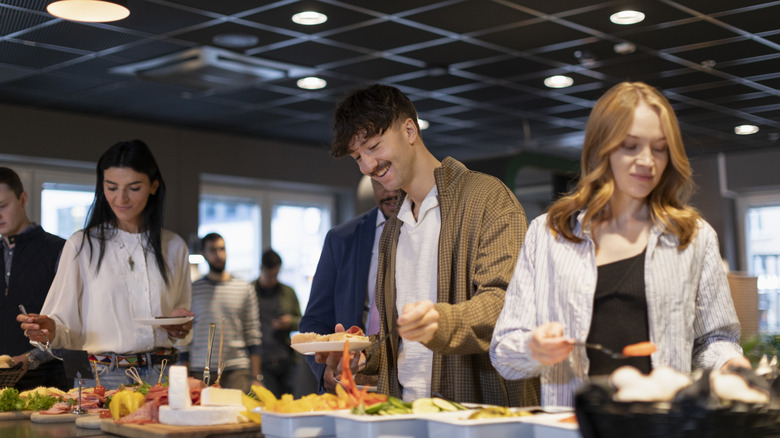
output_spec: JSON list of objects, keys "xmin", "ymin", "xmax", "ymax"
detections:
[
  {"xmin": 168, "ymin": 365, "xmax": 192, "ymax": 410},
  {"xmin": 159, "ymin": 405, "xmax": 243, "ymax": 426},
  {"xmin": 201, "ymin": 387, "xmax": 243, "ymax": 406}
]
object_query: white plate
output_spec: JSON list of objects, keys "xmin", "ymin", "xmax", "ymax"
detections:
[
  {"xmin": 291, "ymin": 340, "xmax": 372, "ymax": 355},
  {"xmin": 135, "ymin": 316, "xmax": 194, "ymax": 326}
]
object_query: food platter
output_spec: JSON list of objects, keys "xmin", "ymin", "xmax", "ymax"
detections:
[
  {"xmin": 291, "ymin": 340, "xmax": 372, "ymax": 355},
  {"xmin": 135, "ymin": 316, "xmax": 194, "ymax": 326}
]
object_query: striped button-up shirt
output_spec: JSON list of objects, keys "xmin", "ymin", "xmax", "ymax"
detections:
[{"xmin": 490, "ymin": 212, "xmax": 743, "ymax": 406}]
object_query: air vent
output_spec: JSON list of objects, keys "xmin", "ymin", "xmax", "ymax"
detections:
[{"xmin": 109, "ymin": 46, "xmax": 314, "ymax": 90}]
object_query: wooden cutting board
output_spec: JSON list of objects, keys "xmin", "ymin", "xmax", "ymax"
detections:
[
  {"xmin": 75, "ymin": 413, "xmax": 106, "ymax": 429},
  {"xmin": 0, "ymin": 410, "xmax": 32, "ymax": 421},
  {"xmin": 101, "ymin": 420, "xmax": 262, "ymax": 438},
  {"xmin": 30, "ymin": 411, "xmax": 83, "ymax": 423}
]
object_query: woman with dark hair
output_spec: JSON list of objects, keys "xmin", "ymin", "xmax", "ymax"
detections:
[
  {"xmin": 490, "ymin": 82, "xmax": 749, "ymax": 406},
  {"xmin": 18, "ymin": 140, "xmax": 192, "ymax": 389}
]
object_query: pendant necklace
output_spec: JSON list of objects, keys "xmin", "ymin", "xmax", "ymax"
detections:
[{"xmin": 121, "ymin": 233, "xmax": 145, "ymax": 272}]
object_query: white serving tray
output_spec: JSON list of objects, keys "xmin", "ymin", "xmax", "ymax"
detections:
[
  {"xmin": 426, "ymin": 407, "xmax": 578, "ymax": 438},
  {"xmin": 327, "ymin": 410, "xmax": 434, "ymax": 438},
  {"xmin": 258, "ymin": 409, "xmax": 345, "ymax": 438}
]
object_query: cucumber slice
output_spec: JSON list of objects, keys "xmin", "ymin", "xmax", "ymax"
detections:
[
  {"xmin": 431, "ymin": 398, "xmax": 458, "ymax": 412},
  {"xmin": 412, "ymin": 398, "xmax": 440, "ymax": 414},
  {"xmin": 364, "ymin": 402, "xmax": 387, "ymax": 414}
]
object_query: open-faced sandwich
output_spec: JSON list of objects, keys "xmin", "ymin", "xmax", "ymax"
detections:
[{"xmin": 291, "ymin": 326, "xmax": 368, "ymax": 344}]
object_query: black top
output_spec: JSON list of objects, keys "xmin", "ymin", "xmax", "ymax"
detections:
[{"xmin": 587, "ymin": 249, "xmax": 652, "ymax": 376}]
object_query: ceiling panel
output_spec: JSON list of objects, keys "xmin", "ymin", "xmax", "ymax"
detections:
[{"xmin": 0, "ymin": 0, "xmax": 776, "ymax": 162}]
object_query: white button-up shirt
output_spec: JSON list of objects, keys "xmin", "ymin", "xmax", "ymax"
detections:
[{"xmin": 396, "ymin": 186, "xmax": 440, "ymax": 401}]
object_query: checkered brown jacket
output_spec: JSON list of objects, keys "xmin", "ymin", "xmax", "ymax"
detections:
[{"xmin": 363, "ymin": 157, "xmax": 540, "ymax": 406}]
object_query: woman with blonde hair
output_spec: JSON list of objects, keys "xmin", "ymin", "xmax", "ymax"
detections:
[{"xmin": 490, "ymin": 82, "xmax": 749, "ymax": 406}]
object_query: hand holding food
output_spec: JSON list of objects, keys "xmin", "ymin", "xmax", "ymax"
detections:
[
  {"xmin": 397, "ymin": 300, "xmax": 439, "ymax": 343},
  {"xmin": 309, "ymin": 323, "xmax": 368, "ymax": 378},
  {"xmin": 529, "ymin": 322, "xmax": 574, "ymax": 366}
]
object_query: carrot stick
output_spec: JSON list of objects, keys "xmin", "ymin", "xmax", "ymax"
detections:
[{"xmin": 622, "ymin": 341, "xmax": 657, "ymax": 357}]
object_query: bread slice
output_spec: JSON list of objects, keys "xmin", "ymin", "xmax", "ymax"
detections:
[
  {"xmin": 291, "ymin": 332, "xmax": 319, "ymax": 344},
  {"xmin": 325, "ymin": 332, "xmax": 369, "ymax": 343}
]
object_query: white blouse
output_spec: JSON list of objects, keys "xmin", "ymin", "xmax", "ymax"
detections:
[
  {"xmin": 43, "ymin": 227, "xmax": 191, "ymax": 354},
  {"xmin": 490, "ymin": 212, "xmax": 743, "ymax": 406}
]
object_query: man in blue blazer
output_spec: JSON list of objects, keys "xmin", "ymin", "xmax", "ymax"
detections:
[{"xmin": 300, "ymin": 179, "xmax": 398, "ymax": 392}]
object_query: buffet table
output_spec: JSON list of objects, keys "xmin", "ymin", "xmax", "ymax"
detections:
[{"xmin": 0, "ymin": 418, "xmax": 112, "ymax": 437}]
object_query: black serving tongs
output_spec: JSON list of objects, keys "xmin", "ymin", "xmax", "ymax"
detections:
[
  {"xmin": 18, "ymin": 304, "xmax": 63, "ymax": 361},
  {"xmin": 364, "ymin": 326, "xmax": 398, "ymax": 361}
]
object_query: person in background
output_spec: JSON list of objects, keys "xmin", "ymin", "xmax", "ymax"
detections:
[
  {"xmin": 300, "ymin": 178, "xmax": 399, "ymax": 393},
  {"xmin": 490, "ymin": 82, "xmax": 750, "ymax": 406},
  {"xmin": 183, "ymin": 233, "xmax": 261, "ymax": 392},
  {"xmin": 317, "ymin": 84, "xmax": 539, "ymax": 406},
  {"xmin": 254, "ymin": 249, "xmax": 301, "ymax": 397},
  {"xmin": 0, "ymin": 167, "xmax": 68, "ymax": 391},
  {"xmin": 17, "ymin": 139, "xmax": 193, "ymax": 389}
]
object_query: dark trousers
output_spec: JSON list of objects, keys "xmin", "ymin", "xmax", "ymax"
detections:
[{"xmin": 262, "ymin": 358, "xmax": 295, "ymax": 398}]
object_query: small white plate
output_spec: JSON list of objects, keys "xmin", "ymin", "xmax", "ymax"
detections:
[
  {"xmin": 135, "ymin": 316, "xmax": 193, "ymax": 326},
  {"xmin": 291, "ymin": 340, "xmax": 372, "ymax": 355}
]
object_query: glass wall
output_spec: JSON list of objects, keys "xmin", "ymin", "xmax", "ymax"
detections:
[{"xmin": 745, "ymin": 204, "xmax": 780, "ymax": 332}]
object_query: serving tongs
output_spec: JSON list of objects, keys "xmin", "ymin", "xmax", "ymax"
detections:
[
  {"xmin": 364, "ymin": 326, "xmax": 398, "ymax": 361},
  {"xmin": 214, "ymin": 318, "xmax": 226, "ymax": 386},
  {"xmin": 204, "ymin": 322, "xmax": 216, "ymax": 386},
  {"xmin": 18, "ymin": 304, "xmax": 63, "ymax": 361}
]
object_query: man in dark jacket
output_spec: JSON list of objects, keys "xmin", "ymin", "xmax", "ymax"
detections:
[{"xmin": 0, "ymin": 167, "xmax": 67, "ymax": 390}]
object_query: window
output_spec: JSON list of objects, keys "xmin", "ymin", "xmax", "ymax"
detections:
[
  {"xmin": 0, "ymin": 162, "xmax": 94, "ymax": 239},
  {"xmin": 270, "ymin": 200, "xmax": 331, "ymax": 312},
  {"xmin": 41, "ymin": 184, "xmax": 94, "ymax": 239},
  {"xmin": 197, "ymin": 195, "xmax": 261, "ymax": 281},
  {"xmin": 738, "ymin": 193, "xmax": 780, "ymax": 333},
  {"xmin": 198, "ymin": 182, "xmax": 334, "ymax": 311}
]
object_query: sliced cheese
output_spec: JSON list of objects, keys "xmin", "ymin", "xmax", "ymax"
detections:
[
  {"xmin": 168, "ymin": 365, "xmax": 191, "ymax": 410},
  {"xmin": 201, "ymin": 387, "xmax": 243, "ymax": 406},
  {"xmin": 159, "ymin": 405, "xmax": 243, "ymax": 426}
]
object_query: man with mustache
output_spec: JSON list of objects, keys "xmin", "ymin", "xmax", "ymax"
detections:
[
  {"xmin": 183, "ymin": 232, "xmax": 262, "ymax": 392},
  {"xmin": 301, "ymin": 178, "xmax": 399, "ymax": 393},
  {"xmin": 316, "ymin": 84, "xmax": 539, "ymax": 406}
]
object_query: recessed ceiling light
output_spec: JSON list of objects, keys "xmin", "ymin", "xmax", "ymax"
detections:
[
  {"xmin": 47, "ymin": 0, "xmax": 130, "ymax": 22},
  {"xmin": 297, "ymin": 77, "xmax": 327, "ymax": 90},
  {"xmin": 213, "ymin": 33, "xmax": 259, "ymax": 49},
  {"xmin": 544, "ymin": 75, "xmax": 574, "ymax": 89},
  {"xmin": 292, "ymin": 11, "xmax": 327, "ymax": 25},
  {"xmin": 418, "ymin": 118, "xmax": 430, "ymax": 130},
  {"xmin": 610, "ymin": 10, "xmax": 645, "ymax": 25},
  {"xmin": 734, "ymin": 125, "xmax": 759, "ymax": 135}
]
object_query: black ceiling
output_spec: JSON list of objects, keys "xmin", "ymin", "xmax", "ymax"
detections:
[{"xmin": 1, "ymin": 0, "xmax": 779, "ymax": 161}]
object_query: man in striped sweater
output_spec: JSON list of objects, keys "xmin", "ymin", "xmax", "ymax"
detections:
[{"xmin": 182, "ymin": 233, "xmax": 262, "ymax": 392}]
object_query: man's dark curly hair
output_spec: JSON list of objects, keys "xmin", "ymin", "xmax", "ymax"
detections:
[{"xmin": 330, "ymin": 84, "xmax": 421, "ymax": 158}]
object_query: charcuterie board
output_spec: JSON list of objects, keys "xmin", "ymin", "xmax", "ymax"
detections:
[
  {"xmin": 0, "ymin": 410, "xmax": 32, "ymax": 421},
  {"xmin": 101, "ymin": 420, "xmax": 262, "ymax": 438}
]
